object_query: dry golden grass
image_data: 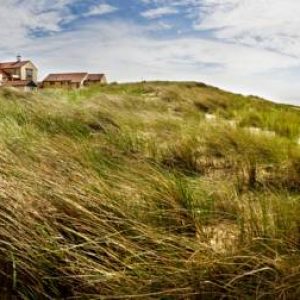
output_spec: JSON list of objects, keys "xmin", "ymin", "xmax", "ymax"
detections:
[{"xmin": 0, "ymin": 82, "xmax": 299, "ymax": 299}]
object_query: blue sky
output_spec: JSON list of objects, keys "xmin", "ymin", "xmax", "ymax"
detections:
[{"xmin": 1, "ymin": 0, "xmax": 300, "ymax": 104}]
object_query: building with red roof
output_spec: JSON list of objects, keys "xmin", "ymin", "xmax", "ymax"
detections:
[{"xmin": 0, "ymin": 56, "xmax": 38, "ymax": 91}]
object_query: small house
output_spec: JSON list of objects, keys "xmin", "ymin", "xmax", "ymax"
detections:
[
  {"xmin": 42, "ymin": 72, "xmax": 107, "ymax": 89},
  {"xmin": 0, "ymin": 56, "xmax": 38, "ymax": 83},
  {"xmin": 84, "ymin": 74, "xmax": 107, "ymax": 86},
  {"xmin": 42, "ymin": 73, "xmax": 89, "ymax": 89}
]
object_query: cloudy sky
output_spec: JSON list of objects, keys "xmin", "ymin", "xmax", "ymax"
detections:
[{"xmin": 0, "ymin": 0, "xmax": 299, "ymax": 104}]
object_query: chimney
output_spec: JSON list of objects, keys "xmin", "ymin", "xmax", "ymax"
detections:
[{"xmin": 16, "ymin": 55, "xmax": 21, "ymax": 62}]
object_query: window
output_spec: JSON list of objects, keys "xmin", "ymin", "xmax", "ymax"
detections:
[
  {"xmin": 25, "ymin": 68, "xmax": 33, "ymax": 81},
  {"xmin": 11, "ymin": 69, "xmax": 18, "ymax": 75}
]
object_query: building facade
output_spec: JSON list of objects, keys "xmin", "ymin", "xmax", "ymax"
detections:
[
  {"xmin": 42, "ymin": 73, "xmax": 89, "ymax": 89},
  {"xmin": 0, "ymin": 56, "xmax": 38, "ymax": 91},
  {"xmin": 42, "ymin": 73, "xmax": 107, "ymax": 89},
  {"xmin": 84, "ymin": 74, "xmax": 107, "ymax": 86}
]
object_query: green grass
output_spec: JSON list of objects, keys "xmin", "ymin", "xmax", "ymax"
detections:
[{"xmin": 0, "ymin": 83, "xmax": 299, "ymax": 299}]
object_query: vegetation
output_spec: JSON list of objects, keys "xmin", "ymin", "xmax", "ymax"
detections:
[{"xmin": 0, "ymin": 82, "xmax": 299, "ymax": 299}]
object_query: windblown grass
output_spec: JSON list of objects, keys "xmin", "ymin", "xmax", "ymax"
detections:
[{"xmin": 0, "ymin": 83, "xmax": 299, "ymax": 299}]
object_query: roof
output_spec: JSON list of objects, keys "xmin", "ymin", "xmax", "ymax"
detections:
[
  {"xmin": 43, "ymin": 73, "xmax": 88, "ymax": 83},
  {"xmin": 0, "ymin": 69, "xmax": 9, "ymax": 76},
  {"xmin": 2, "ymin": 80, "xmax": 37, "ymax": 87},
  {"xmin": 86, "ymin": 74, "xmax": 105, "ymax": 81},
  {"xmin": 0, "ymin": 60, "xmax": 30, "ymax": 69}
]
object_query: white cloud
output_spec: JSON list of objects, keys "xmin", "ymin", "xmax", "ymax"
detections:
[
  {"xmin": 0, "ymin": 1, "xmax": 118, "ymax": 48},
  {"xmin": 84, "ymin": 3, "xmax": 118, "ymax": 17},
  {"xmin": 194, "ymin": 0, "xmax": 300, "ymax": 58},
  {"xmin": 140, "ymin": 0, "xmax": 197, "ymax": 5},
  {"xmin": 141, "ymin": 0, "xmax": 300, "ymax": 58},
  {"xmin": 0, "ymin": 0, "xmax": 74, "ymax": 48},
  {"xmin": 141, "ymin": 6, "xmax": 179, "ymax": 19}
]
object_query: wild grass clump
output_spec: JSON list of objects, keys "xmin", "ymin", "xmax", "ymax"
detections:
[
  {"xmin": 238, "ymin": 108, "xmax": 300, "ymax": 140},
  {"xmin": 0, "ymin": 83, "xmax": 299, "ymax": 299},
  {"xmin": 161, "ymin": 136, "xmax": 203, "ymax": 175}
]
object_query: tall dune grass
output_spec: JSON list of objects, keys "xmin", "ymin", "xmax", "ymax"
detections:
[{"xmin": 0, "ymin": 83, "xmax": 299, "ymax": 299}]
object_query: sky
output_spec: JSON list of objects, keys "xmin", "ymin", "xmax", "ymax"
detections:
[{"xmin": 0, "ymin": 0, "xmax": 299, "ymax": 105}]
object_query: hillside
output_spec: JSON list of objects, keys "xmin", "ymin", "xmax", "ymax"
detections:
[{"xmin": 0, "ymin": 82, "xmax": 299, "ymax": 299}]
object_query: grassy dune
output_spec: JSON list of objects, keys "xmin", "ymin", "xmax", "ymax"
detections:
[{"xmin": 0, "ymin": 82, "xmax": 299, "ymax": 299}]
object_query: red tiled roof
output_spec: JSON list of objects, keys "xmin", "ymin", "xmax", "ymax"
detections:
[
  {"xmin": 43, "ymin": 73, "xmax": 88, "ymax": 83},
  {"xmin": 86, "ymin": 74, "xmax": 105, "ymax": 81},
  {"xmin": 2, "ymin": 80, "xmax": 37, "ymax": 87},
  {"xmin": 0, "ymin": 61, "xmax": 30, "ymax": 69}
]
